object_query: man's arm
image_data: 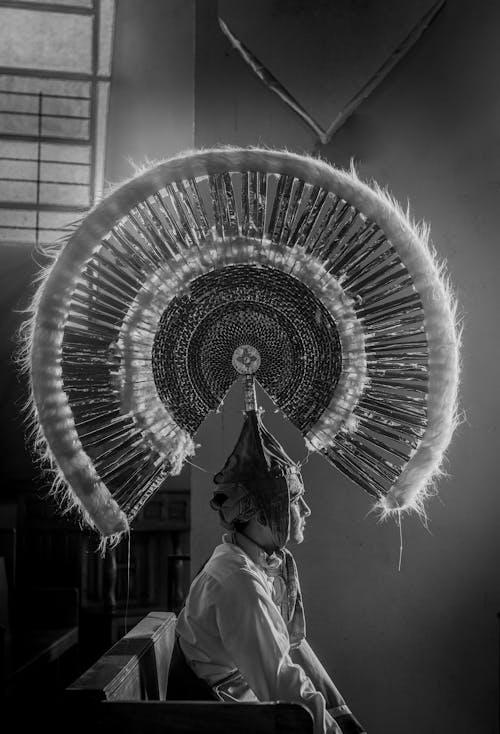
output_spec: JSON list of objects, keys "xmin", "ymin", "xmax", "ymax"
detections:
[
  {"xmin": 215, "ymin": 568, "xmax": 342, "ymax": 734},
  {"xmin": 291, "ymin": 641, "xmax": 366, "ymax": 734}
]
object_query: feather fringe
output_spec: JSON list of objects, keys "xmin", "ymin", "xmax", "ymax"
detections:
[{"xmin": 18, "ymin": 228, "xmax": 129, "ymax": 539}]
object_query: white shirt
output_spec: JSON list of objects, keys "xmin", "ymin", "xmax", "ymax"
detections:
[{"xmin": 176, "ymin": 539, "xmax": 341, "ymax": 734}]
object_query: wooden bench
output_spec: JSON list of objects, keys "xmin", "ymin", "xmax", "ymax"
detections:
[
  {"xmin": 67, "ymin": 611, "xmax": 173, "ymax": 702},
  {"xmin": 66, "ymin": 611, "xmax": 313, "ymax": 733}
]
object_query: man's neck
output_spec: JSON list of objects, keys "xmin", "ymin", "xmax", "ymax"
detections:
[{"xmin": 233, "ymin": 527, "xmax": 276, "ymax": 563}]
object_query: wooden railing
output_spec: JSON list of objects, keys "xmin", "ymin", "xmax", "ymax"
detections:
[{"xmin": 66, "ymin": 611, "xmax": 314, "ymax": 734}]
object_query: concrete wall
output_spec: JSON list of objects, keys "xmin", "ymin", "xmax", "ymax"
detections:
[
  {"xmin": 103, "ymin": 1, "xmax": 499, "ymax": 731},
  {"xmin": 106, "ymin": 0, "xmax": 195, "ymax": 183},
  {"xmin": 105, "ymin": 0, "xmax": 195, "ymax": 491},
  {"xmin": 192, "ymin": 2, "xmax": 500, "ymax": 733}
]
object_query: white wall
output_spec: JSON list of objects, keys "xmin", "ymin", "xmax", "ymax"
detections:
[
  {"xmin": 193, "ymin": 2, "xmax": 500, "ymax": 732},
  {"xmin": 105, "ymin": 2, "xmax": 500, "ymax": 731},
  {"xmin": 105, "ymin": 0, "xmax": 196, "ymax": 493},
  {"xmin": 106, "ymin": 0, "xmax": 195, "ymax": 183}
]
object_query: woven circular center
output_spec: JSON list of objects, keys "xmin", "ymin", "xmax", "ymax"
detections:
[{"xmin": 152, "ymin": 264, "xmax": 342, "ymax": 434}]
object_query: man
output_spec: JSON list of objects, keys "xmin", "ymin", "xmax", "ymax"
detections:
[{"xmin": 168, "ymin": 409, "xmax": 366, "ymax": 734}]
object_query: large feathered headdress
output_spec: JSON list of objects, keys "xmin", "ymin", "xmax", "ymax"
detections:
[{"xmin": 23, "ymin": 148, "xmax": 460, "ymax": 545}]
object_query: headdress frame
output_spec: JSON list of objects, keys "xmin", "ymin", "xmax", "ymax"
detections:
[{"xmin": 24, "ymin": 147, "xmax": 460, "ymax": 544}]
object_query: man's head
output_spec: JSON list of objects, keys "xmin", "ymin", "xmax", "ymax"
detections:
[
  {"xmin": 224, "ymin": 489, "xmax": 310, "ymax": 553},
  {"xmin": 211, "ymin": 480, "xmax": 311, "ymax": 551},
  {"xmin": 211, "ymin": 411, "xmax": 306, "ymax": 550},
  {"xmin": 256, "ymin": 489, "xmax": 311, "ymax": 547}
]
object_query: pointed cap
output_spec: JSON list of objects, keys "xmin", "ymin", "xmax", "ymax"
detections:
[{"xmin": 213, "ymin": 410, "xmax": 303, "ymax": 547}]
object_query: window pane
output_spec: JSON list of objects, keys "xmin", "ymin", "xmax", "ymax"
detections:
[
  {"xmin": 0, "ymin": 208, "xmax": 83, "ymax": 246},
  {"xmin": 43, "ymin": 96, "xmax": 91, "ymax": 119},
  {"xmin": 41, "ymin": 161, "xmax": 90, "ymax": 185},
  {"xmin": 0, "ymin": 140, "xmax": 38, "ymax": 160},
  {"xmin": 41, "ymin": 143, "xmax": 91, "ymax": 164},
  {"xmin": 0, "ymin": 181, "xmax": 37, "ymax": 203},
  {"xmin": 0, "ymin": 75, "xmax": 91, "ymax": 98},
  {"xmin": 0, "ymin": 227, "xmax": 35, "ymax": 244},
  {"xmin": 40, "ymin": 182, "xmax": 90, "ymax": 207},
  {"xmin": 38, "ymin": 210, "xmax": 82, "ymax": 230},
  {"xmin": 0, "ymin": 9, "xmax": 93, "ymax": 74},
  {"xmin": 0, "ymin": 92, "xmax": 38, "ymax": 114},
  {"xmin": 0, "ymin": 113, "xmax": 39, "ymax": 137},
  {"xmin": 0, "ymin": 159, "xmax": 37, "ymax": 181},
  {"xmin": 0, "ymin": 209, "xmax": 36, "ymax": 228},
  {"xmin": 0, "ymin": 77, "xmax": 91, "ymax": 141},
  {"xmin": 38, "ymin": 228, "xmax": 73, "ymax": 244},
  {"xmin": 41, "ymin": 115, "xmax": 90, "ymax": 140}
]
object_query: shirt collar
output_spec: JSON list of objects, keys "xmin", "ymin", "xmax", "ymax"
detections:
[{"xmin": 222, "ymin": 532, "xmax": 282, "ymax": 573}]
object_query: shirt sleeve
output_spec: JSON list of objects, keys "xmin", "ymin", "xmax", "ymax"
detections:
[
  {"xmin": 214, "ymin": 568, "xmax": 341, "ymax": 734},
  {"xmin": 291, "ymin": 639, "xmax": 348, "ymax": 710}
]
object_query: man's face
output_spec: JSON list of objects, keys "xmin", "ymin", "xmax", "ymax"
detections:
[{"xmin": 289, "ymin": 492, "xmax": 311, "ymax": 544}]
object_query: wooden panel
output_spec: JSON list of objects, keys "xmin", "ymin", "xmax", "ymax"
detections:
[
  {"xmin": 96, "ymin": 701, "xmax": 313, "ymax": 734},
  {"xmin": 20, "ymin": 491, "xmax": 83, "ymax": 590},
  {"xmin": 0, "ymin": 528, "xmax": 16, "ymax": 628},
  {"xmin": 0, "ymin": 528, "xmax": 16, "ymax": 591},
  {"xmin": 67, "ymin": 611, "xmax": 176, "ymax": 702},
  {"xmin": 134, "ymin": 489, "xmax": 190, "ymax": 532},
  {"xmin": 82, "ymin": 490, "xmax": 190, "ymax": 614},
  {"xmin": 8, "ymin": 626, "xmax": 78, "ymax": 678},
  {"xmin": 16, "ymin": 586, "xmax": 79, "ymax": 628}
]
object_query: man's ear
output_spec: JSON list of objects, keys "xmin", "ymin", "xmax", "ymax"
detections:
[{"xmin": 256, "ymin": 510, "xmax": 267, "ymax": 526}]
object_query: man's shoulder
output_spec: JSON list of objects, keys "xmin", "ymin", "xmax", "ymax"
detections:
[{"xmin": 203, "ymin": 542, "xmax": 267, "ymax": 588}]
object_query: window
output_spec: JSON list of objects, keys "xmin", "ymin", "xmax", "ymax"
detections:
[{"xmin": 0, "ymin": 0, "xmax": 115, "ymax": 246}]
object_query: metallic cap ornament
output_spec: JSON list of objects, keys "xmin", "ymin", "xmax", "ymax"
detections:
[
  {"xmin": 232, "ymin": 345, "xmax": 261, "ymax": 375},
  {"xmin": 24, "ymin": 148, "xmax": 460, "ymax": 544}
]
